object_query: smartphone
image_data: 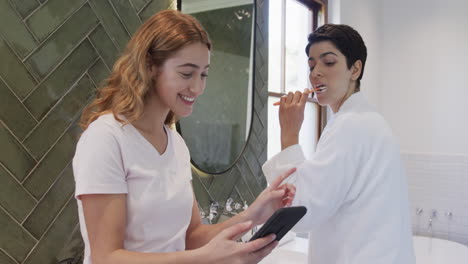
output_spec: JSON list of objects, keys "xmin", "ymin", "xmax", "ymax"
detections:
[{"xmin": 249, "ymin": 206, "xmax": 307, "ymax": 242}]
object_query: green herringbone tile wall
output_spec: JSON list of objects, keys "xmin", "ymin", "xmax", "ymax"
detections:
[
  {"xmin": 0, "ymin": 1, "xmax": 176, "ymax": 263},
  {"xmin": 0, "ymin": 0, "xmax": 269, "ymax": 263}
]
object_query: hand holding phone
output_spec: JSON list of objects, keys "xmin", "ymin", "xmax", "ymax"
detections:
[{"xmin": 249, "ymin": 206, "xmax": 307, "ymax": 242}]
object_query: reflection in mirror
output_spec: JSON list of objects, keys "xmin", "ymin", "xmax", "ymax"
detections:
[{"xmin": 179, "ymin": 0, "xmax": 254, "ymax": 174}]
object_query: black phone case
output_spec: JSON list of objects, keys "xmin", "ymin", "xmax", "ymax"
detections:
[{"xmin": 249, "ymin": 206, "xmax": 307, "ymax": 242}]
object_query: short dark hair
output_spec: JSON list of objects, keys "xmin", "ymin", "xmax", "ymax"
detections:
[{"xmin": 305, "ymin": 24, "xmax": 367, "ymax": 90}]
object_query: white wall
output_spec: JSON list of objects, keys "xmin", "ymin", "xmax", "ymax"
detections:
[
  {"xmin": 380, "ymin": 0, "xmax": 468, "ymax": 155},
  {"xmin": 339, "ymin": 0, "xmax": 381, "ymax": 111},
  {"xmin": 331, "ymin": 0, "xmax": 468, "ymax": 245},
  {"xmin": 331, "ymin": 0, "xmax": 468, "ymax": 154},
  {"xmin": 379, "ymin": 0, "xmax": 468, "ymax": 245}
]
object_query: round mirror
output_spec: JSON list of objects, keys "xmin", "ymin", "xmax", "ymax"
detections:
[{"xmin": 178, "ymin": 0, "xmax": 255, "ymax": 174}]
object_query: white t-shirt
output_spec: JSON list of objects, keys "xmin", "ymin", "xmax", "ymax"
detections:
[
  {"xmin": 73, "ymin": 114, "xmax": 193, "ymax": 264},
  {"xmin": 263, "ymin": 92, "xmax": 415, "ymax": 264}
]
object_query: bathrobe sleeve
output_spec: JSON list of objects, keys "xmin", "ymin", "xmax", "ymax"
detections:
[{"xmin": 263, "ymin": 116, "xmax": 361, "ymax": 232}]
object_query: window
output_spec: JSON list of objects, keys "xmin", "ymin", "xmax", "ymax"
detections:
[{"xmin": 267, "ymin": 0, "xmax": 326, "ymax": 159}]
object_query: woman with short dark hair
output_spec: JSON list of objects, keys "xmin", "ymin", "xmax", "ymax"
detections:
[{"xmin": 263, "ymin": 24, "xmax": 415, "ymax": 264}]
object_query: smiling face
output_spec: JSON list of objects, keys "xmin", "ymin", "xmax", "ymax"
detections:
[
  {"xmin": 152, "ymin": 42, "xmax": 210, "ymax": 117},
  {"xmin": 308, "ymin": 40, "xmax": 362, "ymax": 113}
]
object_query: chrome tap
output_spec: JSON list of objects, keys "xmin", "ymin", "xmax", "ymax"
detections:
[
  {"xmin": 445, "ymin": 211, "xmax": 453, "ymax": 219},
  {"xmin": 243, "ymin": 200, "xmax": 249, "ymax": 211},
  {"xmin": 428, "ymin": 209, "xmax": 437, "ymax": 232},
  {"xmin": 416, "ymin": 208, "xmax": 423, "ymax": 215},
  {"xmin": 224, "ymin": 198, "xmax": 241, "ymax": 216},
  {"xmin": 208, "ymin": 201, "xmax": 219, "ymax": 224},
  {"xmin": 225, "ymin": 198, "xmax": 234, "ymax": 213}
]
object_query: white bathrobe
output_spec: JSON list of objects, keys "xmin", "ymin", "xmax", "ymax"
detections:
[{"xmin": 263, "ymin": 92, "xmax": 415, "ymax": 264}]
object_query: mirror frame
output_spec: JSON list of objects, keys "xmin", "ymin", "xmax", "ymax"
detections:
[
  {"xmin": 176, "ymin": 0, "xmax": 268, "ymax": 223},
  {"xmin": 176, "ymin": 0, "xmax": 257, "ymax": 175}
]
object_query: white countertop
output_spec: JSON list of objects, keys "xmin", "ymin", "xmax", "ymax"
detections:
[{"xmin": 259, "ymin": 232, "xmax": 308, "ymax": 264}]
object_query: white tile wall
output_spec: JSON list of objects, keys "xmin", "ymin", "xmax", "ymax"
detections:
[{"xmin": 403, "ymin": 152, "xmax": 468, "ymax": 246}]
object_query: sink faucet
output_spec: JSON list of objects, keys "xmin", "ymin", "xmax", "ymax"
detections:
[
  {"xmin": 225, "ymin": 198, "xmax": 234, "ymax": 213},
  {"xmin": 415, "ymin": 208, "xmax": 423, "ymax": 215},
  {"xmin": 224, "ymin": 198, "xmax": 249, "ymax": 216},
  {"xmin": 208, "ymin": 201, "xmax": 219, "ymax": 224},
  {"xmin": 428, "ymin": 209, "xmax": 437, "ymax": 233}
]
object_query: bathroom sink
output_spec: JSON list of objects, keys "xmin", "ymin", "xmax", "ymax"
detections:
[{"xmin": 260, "ymin": 248, "xmax": 307, "ymax": 264}]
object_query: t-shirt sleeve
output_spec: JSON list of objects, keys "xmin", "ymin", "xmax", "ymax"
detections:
[{"xmin": 73, "ymin": 122, "xmax": 128, "ymax": 199}]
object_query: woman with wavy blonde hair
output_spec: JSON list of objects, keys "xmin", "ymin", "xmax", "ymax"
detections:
[{"xmin": 73, "ymin": 9, "xmax": 296, "ymax": 264}]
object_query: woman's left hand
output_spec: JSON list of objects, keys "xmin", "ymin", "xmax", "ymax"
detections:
[{"xmin": 245, "ymin": 168, "xmax": 297, "ymax": 226}]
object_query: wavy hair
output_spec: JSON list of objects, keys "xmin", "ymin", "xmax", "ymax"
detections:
[{"xmin": 80, "ymin": 10, "xmax": 211, "ymax": 130}]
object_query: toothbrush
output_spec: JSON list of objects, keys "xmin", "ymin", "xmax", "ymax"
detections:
[{"xmin": 272, "ymin": 87, "xmax": 321, "ymax": 106}]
